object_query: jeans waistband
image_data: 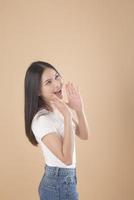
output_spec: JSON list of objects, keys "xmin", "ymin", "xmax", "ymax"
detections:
[{"xmin": 44, "ymin": 164, "xmax": 76, "ymax": 177}]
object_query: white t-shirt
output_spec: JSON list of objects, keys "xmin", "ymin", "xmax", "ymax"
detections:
[{"xmin": 31, "ymin": 108, "xmax": 76, "ymax": 168}]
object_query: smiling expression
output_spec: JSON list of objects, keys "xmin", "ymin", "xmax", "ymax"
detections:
[{"xmin": 40, "ymin": 68, "xmax": 64, "ymax": 102}]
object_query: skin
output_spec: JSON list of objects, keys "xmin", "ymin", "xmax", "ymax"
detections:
[
  {"xmin": 40, "ymin": 68, "xmax": 83, "ymax": 110},
  {"xmin": 40, "ymin": 67, "xmax": 90, "ymax": 140},
  {"xmin": 40, "ymin": 68, "xmax": 64, "ymax": 101}
]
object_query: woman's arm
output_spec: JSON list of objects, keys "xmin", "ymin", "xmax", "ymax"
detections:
[
  {"xmin": 65, "ymin": 81, "xmax": 91, "ymax": 140},
  {"xmin": 42, "ymin": 114, "xmax": 74, "ymax": 165},
  {"xmin": 72, "ymin": 109, "xmax": 91, "ymax": 140},
  {"xmin": 42, "ymin": 96, "xmax": 74, "ymax": 165}
]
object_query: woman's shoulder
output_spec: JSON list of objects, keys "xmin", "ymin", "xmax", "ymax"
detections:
[
  {"xmin": 31, "ymin": 108, "xmax": 63, "ymax": 133},
  {"xmin": 32, "ymin": 107, "xmax": 61, "ymax": 122},
  {"xmin": 31, "ymin": 109, "xmax": 52, "ymax": 131},
  {"xmin": 32, "ymin": 108, "xmax": 49, "ymax": 121}
]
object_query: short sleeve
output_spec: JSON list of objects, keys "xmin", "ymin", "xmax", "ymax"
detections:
[{"xmin": 31, "ymin": 115, "xmax": 57, "ymax": 141}]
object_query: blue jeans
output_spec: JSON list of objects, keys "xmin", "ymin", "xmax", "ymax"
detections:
[{"xmin": 38, "ymin": 164, "xmax": 79, "ymax": 200}]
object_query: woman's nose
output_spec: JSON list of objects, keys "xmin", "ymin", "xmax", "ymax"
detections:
[{"xmin": 54, "ymin": 80, "xmax": 61, "ymax": 89}]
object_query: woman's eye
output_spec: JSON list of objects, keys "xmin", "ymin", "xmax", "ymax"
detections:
[
  {"xmin": 45, "ymin": 74, "xmax": 60, "ymax": 85},
  {"xmin": 46, "ymin": 81, "xmax": 51, "ymax": 84},
  {"xmin": 55, "ymin": 74, "xmax": 59, "ymax": 79}
]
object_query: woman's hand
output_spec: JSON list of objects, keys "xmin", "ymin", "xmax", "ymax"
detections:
[
  {"xmin": 65, "ymin": 81, "xmax": 84, "ymax": 112},
  {"xmin": 50, "ymin": 95, "xmax": 72, "ymax": 118}
]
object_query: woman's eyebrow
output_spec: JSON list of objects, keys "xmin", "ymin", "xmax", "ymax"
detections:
[{"xmin": 43, "ymin": 72, "xmax": 58, "ymax": 83}]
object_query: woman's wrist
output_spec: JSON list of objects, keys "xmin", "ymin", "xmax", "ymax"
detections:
[
  {"xmin": 63, "ymin": 111, "xmax": 72, "ymax": 120},
  {"xmin": 75, "ymin": 108, "xmax": 84, "ymax": 116}
]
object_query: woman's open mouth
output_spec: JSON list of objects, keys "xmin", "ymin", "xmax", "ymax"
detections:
[{"xmin": 54, "ymin": 89, "xmax": 62, "ymax": 96}]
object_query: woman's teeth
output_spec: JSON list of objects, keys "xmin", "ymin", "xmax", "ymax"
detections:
[{"xmin": 54, "ymin": 90, "xmax": 61, "ymax": 95}]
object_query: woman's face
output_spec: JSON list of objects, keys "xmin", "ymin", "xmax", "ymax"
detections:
[{"xmin": 40, "ymin": 68, "xmax": 64, "ymax": 102}]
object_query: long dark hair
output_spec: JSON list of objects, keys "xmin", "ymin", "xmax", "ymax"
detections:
[{"xmin": 24, "ymin": 61, "xmax": 61, "ymax": 146}]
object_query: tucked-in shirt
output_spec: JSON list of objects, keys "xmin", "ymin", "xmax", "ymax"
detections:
[{"xmin": 31, "ymin": 108, "xmax": 76, "ymax": 168}]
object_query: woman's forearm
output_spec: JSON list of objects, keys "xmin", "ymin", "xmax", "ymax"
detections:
[
  {"xmin": 75, "ymin": 109, "xmax": 90, "ymax": 140},
  {"xmin": 62, "ymin": 115, "xmax": 74, "ymax": 165}
]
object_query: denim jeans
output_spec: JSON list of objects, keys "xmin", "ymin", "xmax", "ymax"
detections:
[{"xmin": 38, "ymin": 164, "xmax": 79, "ymax": 200}]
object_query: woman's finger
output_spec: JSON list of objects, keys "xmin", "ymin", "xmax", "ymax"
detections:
[
  {"xmin": 71, "ymin": 82, "xmax": 77, "ymax": 94},
  {"xmin": 65, "ymin": 82, "xmax": 71, "ymax": 96},
  {"xmin": 67, "ymin": 81, "xmax": 73, "ymax": 96},
  {"xmin": 69, "ymin": 81, "xmax": 74, "ymax": 95},
  {"xmin": 52, "ymin": 96, "xmax": 65, "ymax": 107},
  {"xmin": 76, "ymin": 85, "xmax": 80, "ymax": 93},
  {"xmin": 70, "ymin": 82, "xmax": 75, "ymax": 94},
  {"xmin": 51, "ymin": 95, "xmax": 62, "ymax": 102},
  {"xmin": 50, "ymin": 100, "xmax": 60, "ymax": 108}
]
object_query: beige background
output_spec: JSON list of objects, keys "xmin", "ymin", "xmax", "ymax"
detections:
[{"xmin": 0, "ymin": 0, "xmax": 134, "ymax": 199}]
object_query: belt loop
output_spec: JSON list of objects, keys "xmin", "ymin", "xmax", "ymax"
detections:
[{"xmin": 55, "ymin": 167, "xmax": 59, "ymax": 176}]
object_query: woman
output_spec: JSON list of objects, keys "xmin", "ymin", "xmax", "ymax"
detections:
[{"xmin": 24, "ymin": 61, "xmax": 90, "ymax": 200}]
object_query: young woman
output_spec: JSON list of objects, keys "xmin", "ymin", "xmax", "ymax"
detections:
[{"xmin": 24, "ymin": 61, "xmax": 90, "ymax": 200}]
